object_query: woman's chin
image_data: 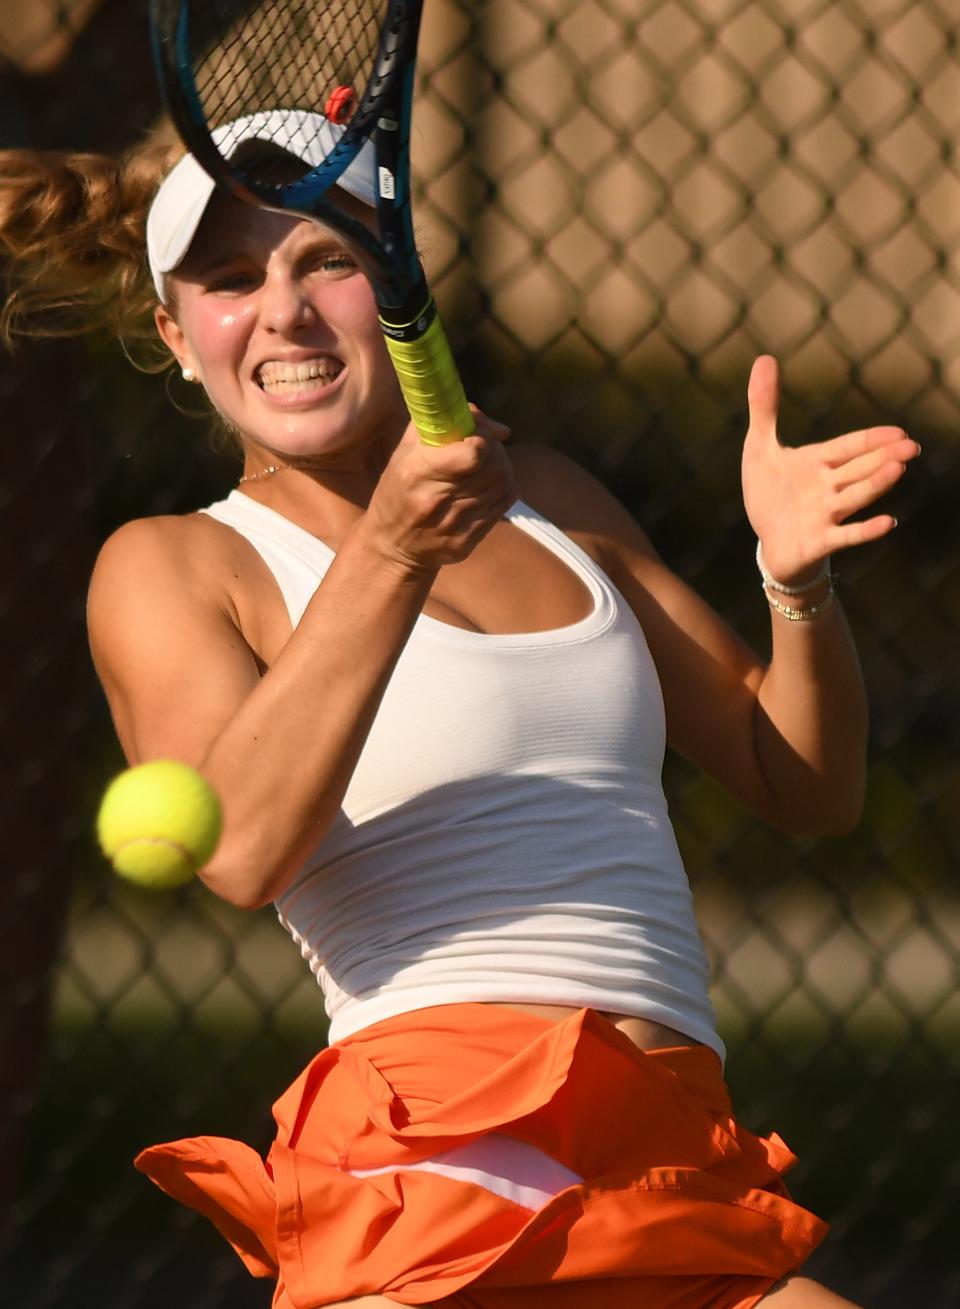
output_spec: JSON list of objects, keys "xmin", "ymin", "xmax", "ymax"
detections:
[
  {"xmin": 226, "ymin": 379, "xmax": 405, "ymax": 463},
  {"xmin": 241, "ymin": 414, "xmax": 390, "ymax": 467}
]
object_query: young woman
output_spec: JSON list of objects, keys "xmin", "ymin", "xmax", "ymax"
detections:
[{"xmin": 1, "ymin": 113, "xmax": 919, "ymax": 1309}]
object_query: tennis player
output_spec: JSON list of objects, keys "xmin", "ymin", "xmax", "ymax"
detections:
[{"xmin": 0, "ymin": 116, "xmax": 919, "ymax": 1309}]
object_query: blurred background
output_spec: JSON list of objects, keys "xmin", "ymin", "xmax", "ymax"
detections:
[{"xmin": 1, "ymin": 1, "xmax": 958, "ymax": 1306}]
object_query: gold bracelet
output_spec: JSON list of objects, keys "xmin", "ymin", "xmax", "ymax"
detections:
[{"xmin": 763, "ymin": 585, "xmax": 835, "ymax": 622}]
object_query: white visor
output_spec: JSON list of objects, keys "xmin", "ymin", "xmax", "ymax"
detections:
[{"xmin": 146, "ymin": 109, "xmax": 377, "ymax": 300}]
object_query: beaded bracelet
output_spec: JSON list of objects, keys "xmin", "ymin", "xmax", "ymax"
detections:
[
  {"xmin": 763, "ymin": 586, "xmax": 835, "ymax": 622},
  {"xmin": 756, "ymin": 541, "xmax": 831, "ymax": 595}
]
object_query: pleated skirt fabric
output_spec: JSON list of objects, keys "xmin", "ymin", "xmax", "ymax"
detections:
[{"xmin": 135, "ymin": 1005, "xmax": 828, "ymax": 1308}]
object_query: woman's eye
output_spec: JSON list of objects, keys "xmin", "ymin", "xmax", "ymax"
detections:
[
  {"xmin": 208, "ymin": 271, "xmax": 257, "ymax": 294},
  {"xmin": 314, "ymin": 252, "xmax": 356, "ymax": 275}
]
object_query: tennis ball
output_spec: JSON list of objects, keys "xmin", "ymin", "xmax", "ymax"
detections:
[{"xmin": 96, "ymin": 760, "xmax": 222, "ymax": 890}]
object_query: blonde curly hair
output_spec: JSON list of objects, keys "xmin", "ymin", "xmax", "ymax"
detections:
[{"xmin": 0, "ymin": 118, "xmax": 184, "ymax": 356}]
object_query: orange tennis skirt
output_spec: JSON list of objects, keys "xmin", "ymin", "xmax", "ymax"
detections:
[{"xmin": 135, "ymin": 1005, "xmax": 828, "ymax": 1309}]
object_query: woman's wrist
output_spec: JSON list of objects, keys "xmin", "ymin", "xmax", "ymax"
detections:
[
  {"xmin": 755, "ymin": 541, "xmax": 831, "ymax": 594},
  {"xmin": 763, "ymin": 583, "xmax": 835, "ymax": 622},
  {"xmin": 757, "ymin": 541, "xmax": 836, "ymax": 622},
  {"xmin": 353, "ymin": 528, "xmax": 440, "ymax": 589}
]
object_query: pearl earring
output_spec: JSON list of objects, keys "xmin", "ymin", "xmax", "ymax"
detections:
[{"xmin": 182, "ymin": 367, "xmax": 196, "ymax": 382}]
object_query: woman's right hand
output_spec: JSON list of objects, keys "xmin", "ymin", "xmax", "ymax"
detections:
[{"xmin": 363, "ymin": 408, "xmax": 516, "ymax": 572}]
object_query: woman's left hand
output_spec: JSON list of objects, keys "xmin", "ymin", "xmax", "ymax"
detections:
[{"xmin": 742, "ymin": 355, "xmax": 921, "ymax": 586}]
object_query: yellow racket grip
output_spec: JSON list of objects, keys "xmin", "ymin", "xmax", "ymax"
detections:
[{"xmin": 383, "ymin": 313, "xmax": 476, "ymax": 446}]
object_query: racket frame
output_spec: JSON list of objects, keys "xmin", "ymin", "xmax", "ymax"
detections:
[{"xmin": 150, "ymin": 0, "xmax": 472, "ymax": 442}]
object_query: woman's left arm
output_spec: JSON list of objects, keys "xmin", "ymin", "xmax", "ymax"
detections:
[
  {"xmin": 731, "ymin": 354, "xmax": 919, "ymax": 832},
  {"xmin": 516, "ymin": 356, "xmax": 920, "ymax": 836}
]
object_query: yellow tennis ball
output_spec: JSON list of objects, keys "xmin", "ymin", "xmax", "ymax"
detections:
[{"xmin": 96, "ymin": 760, "xmax": 222, "ymax": 890}]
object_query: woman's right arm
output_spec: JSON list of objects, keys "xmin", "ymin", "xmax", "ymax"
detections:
[{"xmin": 87, "ymin": 421, "xmax": 514, "ymax": 909}]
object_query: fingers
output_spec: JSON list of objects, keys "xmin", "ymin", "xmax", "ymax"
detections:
[
  {"xmin": 816, "ymin": 445, "xmax": 910, "ymax": 554},
  {"xmin": 428, "ymin": 434, "xmax": 515, "ymax": 506},
  {"xmin": 831, "ymin": 437, "xmax": 920, "ymax": 493},
  {"xmin": 404, "ymin": 410, "xmax": 511, "ymax": 479},
  {"xmin": 822, "ymin": 424, "xmax": 916, "ymax": 469},
  {"xmin": 824, "ymin": 431, "xmax": 918, "ymax": 530},
  {"xmin": 372, "ymin": 405, "xmax": 516, "ymax": 569},
  {"xmin": 826, "ymin": 512, "xmax": 898, "ymax": 551},
  {"xmin": 409, "ymin": 409, "xmax": 517, "ymax": 515},
  {"xmin": 470, "ymin": 405, "xmax": 511, "ymax": 444},
  {"xmin": 436, "ymin": 484, "xmax": 517, "ymax": 554},
  {"xmin": 745, "ymin": 355, "xmax": 780, "ymax": 446},
  {"xmin": 742, "ymin": 359, "xmax": 919, "ymax": 569},
  {"xmin": 832, "ymin": 462, "xmax": 903, "ymax": 519},
  {"xmin": 747, "ymin": 363, "xmax": 916, "ymax": 478}
]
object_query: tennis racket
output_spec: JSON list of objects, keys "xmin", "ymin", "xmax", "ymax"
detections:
[{"xmin": 148, "ymin": 0, "xmax": 474, "ymax": 446}]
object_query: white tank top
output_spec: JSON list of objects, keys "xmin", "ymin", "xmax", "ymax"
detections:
[{"xmin": 202, "ymin": 491, "xmax": 724, "ymax": 1061}]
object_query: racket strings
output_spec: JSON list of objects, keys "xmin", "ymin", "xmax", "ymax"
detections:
[{"xmin": 188, "ymin": 0, "xmax": 384, "ymax": 153}]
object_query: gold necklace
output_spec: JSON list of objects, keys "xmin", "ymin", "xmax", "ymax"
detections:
[{"xmin": 237, "ymin": 464, "xmax": 289, "ymax": 485}]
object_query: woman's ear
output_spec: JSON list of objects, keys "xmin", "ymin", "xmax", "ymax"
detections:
[{"xmin": 154, "ymin": 303, "xmax": 197, "ymax": 378}]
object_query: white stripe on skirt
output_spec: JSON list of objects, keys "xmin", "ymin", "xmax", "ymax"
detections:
[{"xmin": 348, "ymin": 1133, "xmax": 583, "ymax": 1212}]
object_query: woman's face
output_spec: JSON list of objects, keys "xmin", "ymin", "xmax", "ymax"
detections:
[{"xmin": 155, "ymin": 192, "xmax": 405, "ymax": 465}]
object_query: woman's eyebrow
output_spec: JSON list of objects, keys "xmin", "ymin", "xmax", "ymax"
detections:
[
  {"xmin": 297, "ymin": 232, "xmax": 350, "ymax": 255},
  {"xmin": 192, "ymin": 253, "xmax": 243, "ymax": 276}
]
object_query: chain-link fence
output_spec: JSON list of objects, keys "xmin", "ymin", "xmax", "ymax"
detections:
[{"xmin": 2, "ymin": 2, "xmax": 958, "ymax": 1307}]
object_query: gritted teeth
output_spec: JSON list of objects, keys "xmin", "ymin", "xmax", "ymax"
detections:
[{"xmin": 257, "ymin": 358, "xmax": 343, "ymax": 390}]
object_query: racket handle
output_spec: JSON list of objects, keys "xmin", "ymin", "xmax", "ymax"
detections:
[{"xmin": 383, "ymin": 313, "xmax": 476, "ymax": 446}]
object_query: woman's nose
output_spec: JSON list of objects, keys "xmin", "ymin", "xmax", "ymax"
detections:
[{"xmin": 260, "ymin": 273, "xmax": 317, "ymax": 333}]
